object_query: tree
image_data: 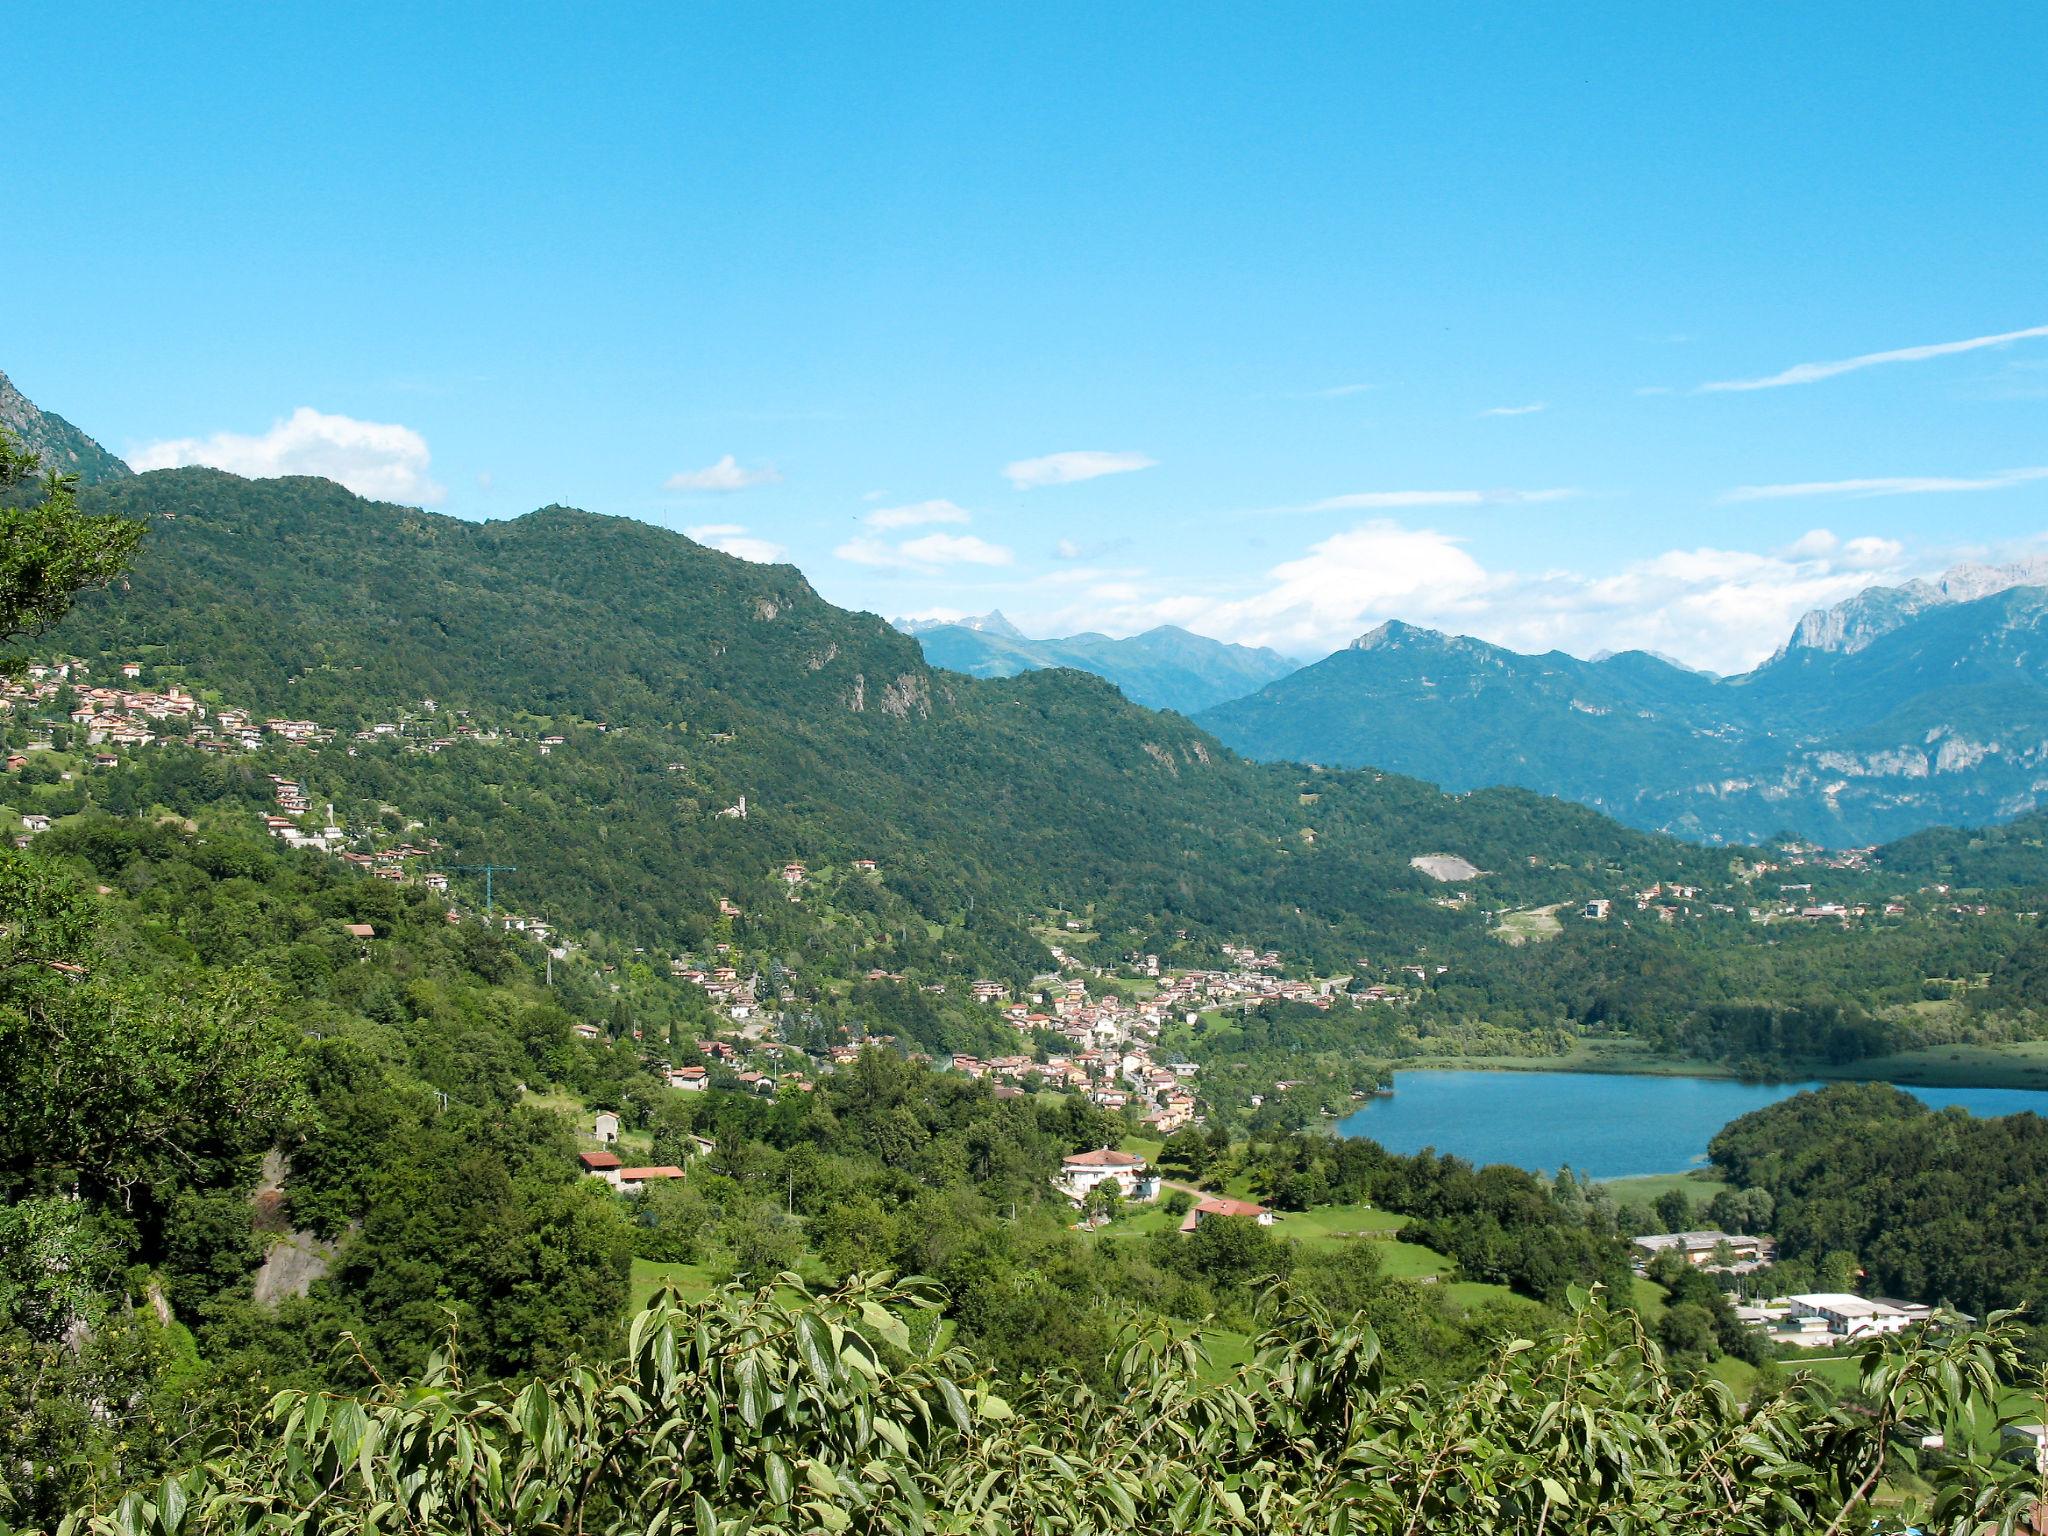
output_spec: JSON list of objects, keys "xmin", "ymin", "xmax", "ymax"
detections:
[
  {"xmin": 0, "ymin": 428, "xmax": 143, "ymax": 662},
  {"xmin": 1652, "ymin": 1188, "xmax": 1692, "ymax": 1232}
]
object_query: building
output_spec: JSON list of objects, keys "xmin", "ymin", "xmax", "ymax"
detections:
[
  {"xmin": 614, "ymin": 1165, "xmax": 686, "ymax": 1194},
  {"xmin": 593, "ymin": 1111, "xmax": 620, "ymax": 1145},
  {"xmin": 1179, "ymin": 1197, "xmax": 1273, "ymax": 1232},
  {"xmin": 1631, "ymin": 1230, "xmax": 1771, "ymax": 1269},
  {"xmin": 1786, "ymin": 1293, "xmax": 1918, "ymax": 1339},
  {"xmin": 1055, "ymin": 1148, "xmax": 1158, "ymax": 1204},
  {"xmin": 578, "ymin": 1150, "xmax": 624, "ymax": 1184}
]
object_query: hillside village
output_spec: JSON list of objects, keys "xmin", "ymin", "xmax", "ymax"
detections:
[{"xmin": 3, "ymin": 652, "xmax": 2026, "ymax": 1146}]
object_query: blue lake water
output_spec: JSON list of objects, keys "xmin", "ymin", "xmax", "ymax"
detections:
[{"xmin": 1334, "ymin": 1070, "xmax": 2048, "ymax": 1180}]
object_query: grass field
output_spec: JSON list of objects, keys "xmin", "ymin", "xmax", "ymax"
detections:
[
  {"xmin": 1492, "ymin": 904, "xmax": 1564, "ymax": 946},
  {"xmin": 1599, "ymin": 1169, "xmax": 1732, "ymax": 1210},
  {"xmin": 1276, "ymin": 1203, "xmax": 1408, "ymax": 1244},
  {"xmin": 1826, "ymin": 1040, "xmax": 2048, "ymax": 1090},
  {"xmin": 629, "ymin": 1259, "xmax": 718, "ymax": 1309}
]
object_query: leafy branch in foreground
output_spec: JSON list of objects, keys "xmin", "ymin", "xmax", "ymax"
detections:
[
  {"xmin": 41, "ymin": 1281, "xmax": 2048, "ymax": 1536},
  {"xmin": 0, "ymin": 428, "xmax": 143, "ymax": 658}
]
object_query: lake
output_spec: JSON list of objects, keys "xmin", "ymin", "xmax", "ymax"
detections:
[{"xmin": 1334, "ymin": 1070, "xmax": 2048, "ymax": 1181}]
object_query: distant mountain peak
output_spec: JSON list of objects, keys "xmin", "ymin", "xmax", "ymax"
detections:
[
  {"xmin": 1777, "ymin": 557, "xmax": 2048, "ymax": 659},
  {"xmin": 0, "ymin": 367, "xmax": 131, "ymax": 483},
  {"xmin": 895, "ymin": 609, "xmax": 1028, "ymax": 641},
  {"xmin": 1351, "ymin": 619, "xmax": 1444, "ymax": 650}
]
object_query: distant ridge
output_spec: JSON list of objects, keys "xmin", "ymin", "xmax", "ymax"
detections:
[
  {"xmin": 0, "ymin": 367, "xmax": 131, "ymax": 483},
  {"xmin": 899, "ymin": 613, "xmax": 1297, "ymax": 714},
  {"xmin": 1200, "ymin": 570, "xmax": 2048, "ymax": 845},
  {"xmin": 1775, "ymin": 557, "xmax": 2048, "ymax": 658}
]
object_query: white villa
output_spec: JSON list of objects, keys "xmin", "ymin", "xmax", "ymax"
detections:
[
  {"xmin": 1055, "ymin": 1148, "xmax": 1159, "ymax": 1204},
  {"xmin": 1786, "ymin": 1293, "xmax": 1924, "ymax": 1340}
]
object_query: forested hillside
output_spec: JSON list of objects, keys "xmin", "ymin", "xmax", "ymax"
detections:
[
  {"xmin": 1710, "ymin": 1084, "xmax": 2048, "ymax": 1346},
  {"xmin": 53, "ymin": 469, "xmax": 1718, "ymax": 971}
]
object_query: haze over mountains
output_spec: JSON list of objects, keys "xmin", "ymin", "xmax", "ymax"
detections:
[
  {"xmin": 1198, "ymin": 564, "xmax": 2048, "ymax": 846},
  {"xmin": 898, "ymin": 612, "xmax": 1295, "ymax": 713}
]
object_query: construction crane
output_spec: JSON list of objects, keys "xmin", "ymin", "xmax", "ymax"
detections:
[{"xmin": 443, "ymin": 862, "xmax": 518, "ymax": 915}]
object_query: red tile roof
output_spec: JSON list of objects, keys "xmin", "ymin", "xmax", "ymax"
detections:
[
  {"xmin": 1062, "ymin": 1148, "xmax": 1145, "ymax": 1168},
  {"xmin": 579, "ymin": 1151, "xmax": 623, "ymax": 1170}
]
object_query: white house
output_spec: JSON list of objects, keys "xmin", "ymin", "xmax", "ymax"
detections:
[
  {"xmin": 593, "ymin": 1111, "xmax": 620, "ymax": 1145},
  {"xmin": 1786, "ymin": 1293, "xmax": 1917, "ymax": 1339},
  {"xmin": 1056, "ymin": 1148, "xmax": 1159, "ymax": 1204}
]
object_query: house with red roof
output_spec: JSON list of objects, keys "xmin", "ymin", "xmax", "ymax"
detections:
[
  {"xmin": 1179, "ymin": 1196, "xmax": 1273, "ymax": 1232},
  {"xmin": 1055, "ymin": 1147, "xmax": 1158, "ymax": 1204}
]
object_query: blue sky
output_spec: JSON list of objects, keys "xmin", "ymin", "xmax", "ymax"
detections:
[{"xmin": 7, "ymin": 2, "xmax": 2046, "ymax": 671}]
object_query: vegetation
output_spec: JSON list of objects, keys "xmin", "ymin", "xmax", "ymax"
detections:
[
  {"xmin": 40, "ymin": 1277, "xmax": 2048, "ymax": 1536},
  {"xmin": 1711, "ymin": 1083, "xmax": 2048, "ymax": 1351}
]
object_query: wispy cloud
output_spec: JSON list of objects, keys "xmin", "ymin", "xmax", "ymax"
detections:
[
  {"xmin": 1478, "ymin": 402, "xmax": 1547, "ymax": 418},
  {"xmin": 835, "ymin": 531, "xmax": 1015, "ymax": 572},
  {"xmin": 685, "ymin": 523, "xmax": 787, "ymax": 563},
  {"xmin": 1307, "ymin": 487, "xmax": 1575, "ymax": 511},
  {"xmin": 1723, "ymin": 466, "xmax": 2048, "ymax": 502},
  {"xmin": 131, "ymin": 407, "xmax": 445, "ymax": 505},
  {"xmin": 664, "ymin": 454, "xmax": 781, "ymax": 493},
  {"xmin": 1702, "ymin": 323, "xmax": 2048, "ymax": 392},
  {"xmin": 864, "ymin": 498, "xmax": 972, "ymax": 530},
  {"xmin": 1002, "ymin": 450, "xmax": 1156, "ymax": 489}
]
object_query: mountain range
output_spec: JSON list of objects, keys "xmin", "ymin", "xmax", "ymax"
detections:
[
  {"xmin": 1197, "ymin": 564, "xmax": 2048, "ymax": 846},
  {"xmin": 0, "ymin": 367, "xmax": 131, "ymax": 484},
  {"xmin": 898, "ymin": 611, "xmax": 1295, "ymax": 713}
]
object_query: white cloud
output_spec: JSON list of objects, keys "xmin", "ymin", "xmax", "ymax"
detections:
[
  {"xmin": 864, "ymin": 498, "xmax": 973, "ymax": 530},
  {"xmin": 131, "ymin": 407, "xmax": 445, "ymax": 504},
  {"xmin": 1002, "ymin": 450, "xmax": 1156, "ymax": 489},
  {"xmin": 1703, "ymin": 323, "xmax": 2048, "ymax": 392},
  {"xmin": 1308, "ymin": 487, "xmax": 1575, "ymax": 511},
  {"xmin": 835, "ymin": 531, "xmax": 1015, "ymax": 572},
  {"xmin": 664, "ymin": 454, "xmax": 781, "ymax": 493},
  {"xmin": 1722, "ymin": 466, "xmax": 2048, "ymax": 501},
  {"xmin": 1478, "ymin": 402, "xmax": 1547, "ymax": 417},
  {"xmin": 1840, "ymin": 535, "xmax": 1904, "ymax": 568},
  {"xmin": 1053, "ymin": 538, "xmax": 1083, "ymax": 560},
  {"xmin": 1043, "ymin": 519, "xmax": 1917, "ymax": 674},
  {"xmin": 685, "ymin": 523, "xmax": 787, "ymax": 563},
  {"xmin": 1785, "ymin": 528, "xmax": 1838, "ymax": 558}
]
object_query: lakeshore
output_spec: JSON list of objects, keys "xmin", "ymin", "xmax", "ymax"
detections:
[
  {"xmin": 1386, "ymin": 1036, "xmax": 2048, "ymax": 1092},
  {"xmin": 1335, "ymin": 1066, "xmax": 2048, "ymax": 1180}
]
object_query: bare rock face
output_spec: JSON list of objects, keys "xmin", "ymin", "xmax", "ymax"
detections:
[
  {"xmin": 0, "ymin": 367, "xmax": 132, "ymax": 482},
  {"xmin": 878, "ymin": 673, "xmax": 929, "ymax": 720},
  {"xmin": 248, "ymin": 1145, "xmax": 344, "ymax": 1307},
  {"xmin": 1781, "ymin": 558, "xmax": 2048, "ymax": 657},
  {"xmin": 252, "ymin": 1229, "xmax": 343, "ymax": 1307}
]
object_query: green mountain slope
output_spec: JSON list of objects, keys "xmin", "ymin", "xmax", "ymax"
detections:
[
  {"xmin": 905, "ymin": 612, "xmax": 1297, "ymax": 713},
  {"xmin": 52, "ymin": 470, "xmax": 1718, "ymax": 974},
  {"xmin": 1200, "ymin": 587, "xmax": 2048, "ymax": 846},
  {"xmin": 0, "ymin": 367, "xmax": 131, "ymax": 483}
]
